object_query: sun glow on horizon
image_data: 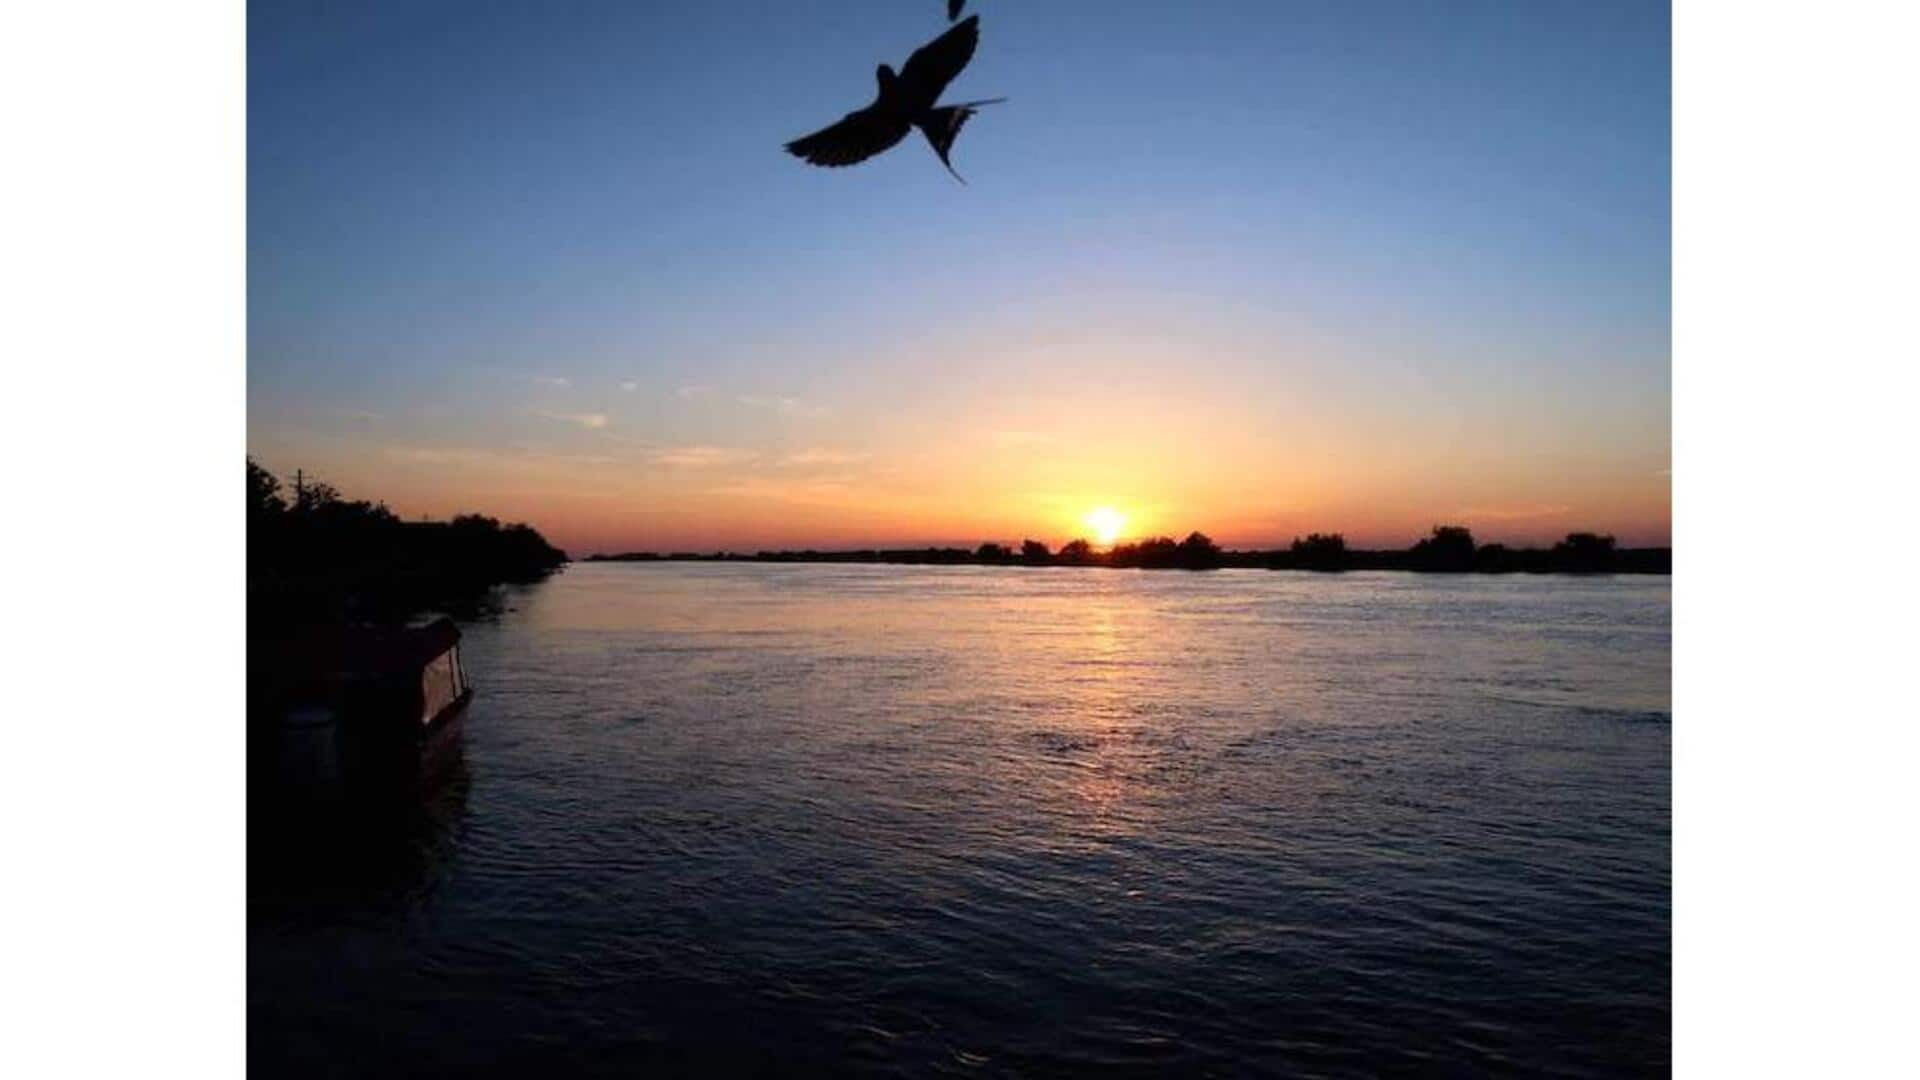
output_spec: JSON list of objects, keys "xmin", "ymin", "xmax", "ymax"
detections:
[{"xmin": 1085, "ymin": 506, "xmax": 1128, "ymax": 548}]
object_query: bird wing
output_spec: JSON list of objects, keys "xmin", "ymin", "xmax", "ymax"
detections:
[
  {"xmin": 899, "ymin": 15, "xmax": 978, "ymax": 105},
  {"xmin": 784, "ymin": 107, "xmax": 913, "ymax": 168},
  {"xmin": 948, "ymin": 0, "xmax": 966, "ymax": 21}
]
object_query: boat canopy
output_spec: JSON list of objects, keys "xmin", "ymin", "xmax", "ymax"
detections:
[{"xmin": 252, "ymin": 617, "xmax": 465, "ymax": 710}]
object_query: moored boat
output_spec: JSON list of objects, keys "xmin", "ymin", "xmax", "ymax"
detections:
[{"xmin": 251, "ymin": 617, "xmax": 473, "ymax": 804}]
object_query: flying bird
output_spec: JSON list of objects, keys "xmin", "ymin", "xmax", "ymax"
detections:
[
  {"xmin": 784, "ymin": 14, "xmax": 1005, "ymax": 183},
  {"xmin": 948, "ymin": 0, "xmax": 966, "ymax": 20}
]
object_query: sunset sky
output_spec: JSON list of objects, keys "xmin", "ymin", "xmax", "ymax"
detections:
[{"xmin": 248, "ymin": 0, "xmax": 1670, "ymax": 555}]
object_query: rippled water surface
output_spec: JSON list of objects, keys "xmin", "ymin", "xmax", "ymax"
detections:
[{"xmin": 251, "ymin": 564, "xmax": 1670, "ymax": 1077}]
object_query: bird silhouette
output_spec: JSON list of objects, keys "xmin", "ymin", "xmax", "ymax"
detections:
[
  {"xmin": 784, "ymin": 14, "xmax": 1004, "ymax": 183},
  {"xmin": 948, "ymin": 0, "xmax": 966, "ymax": 20}
]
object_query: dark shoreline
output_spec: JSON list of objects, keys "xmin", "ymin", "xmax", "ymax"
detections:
[
  {"xmin": 249, "ymin": 458, "xmax": 569, "ymax": 628},
  {"xmin": 586, "ymin": 543, "xmax": 1671, "ymax": 575}
]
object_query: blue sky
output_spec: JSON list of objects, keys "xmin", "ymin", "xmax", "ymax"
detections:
[{"xmin": 249, "ymin": 0, "xmax": 1670, "ymax": 553}]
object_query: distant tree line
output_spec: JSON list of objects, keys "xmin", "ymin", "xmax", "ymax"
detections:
[
  {"xmin": 249, "ymin": 458, "xmax": 568, "ymax": 628},
  {"xmin": 588, "ymin": 525, "xmax": 1668, "ymax": 574},
  {"xmin": 1264, "ymin": 526, "xmax": 1660, "ymax": 573}
]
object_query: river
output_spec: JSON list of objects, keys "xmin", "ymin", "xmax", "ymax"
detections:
[{"xmin": 251, "ymin": 562, "xmax": 1670, "ymax": 1076}]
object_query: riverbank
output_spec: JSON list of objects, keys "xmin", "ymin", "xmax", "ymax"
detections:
[
  {"xmin": 248, "ymin": 458, "xmax": 569, "ymax": 628},
  {"xmin": 588, "ymin": 528, "xmax": 1670, "ymax": 575}
]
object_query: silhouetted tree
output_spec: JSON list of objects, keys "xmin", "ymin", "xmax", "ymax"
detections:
[
  {"xmin": 1020, "ymin": 539, "xmax": 1050, "ymax": 564},
  {"xmin": 975, "ymin": 542, "xmax": 1011, "ymax": 563},
  {"xmin": 1552, "ymin": 532, "xmax": 1618, "ymax": 572},
  {"xmin": 1290, "ymin": 532, "xmax": 1348, "ymax": 571},
  {"xmin": 1409, "ymin": 525, "xmax": 1477, "ymax": 572},
  {"xmin": 1176, "ymin": 531, "xmax": 1223, "ymax": 570},
  {"xmin": 1057, "ymin": 538, "xmax": 1094, "ymax": 565},
  {"xmin": 248, "ymin": 457, "xmax": 285, "ymax": 517},
  {"xmin": 293, "ymin": 478, "xmax": 341, "ymax": 514},
  {"xmin": 1111, "ymin": 536, "xmax": 1181, "ymax": 569},
  {"xmin": 249, "ymin": 458, "xmax": 566, "ymax": 628},
  {"xmin": 1474, "ymin": 542, "xmax": 1515, "ymax": 573}
]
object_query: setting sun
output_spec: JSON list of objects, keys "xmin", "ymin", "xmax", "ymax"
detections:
[{"xmin": 1085, "ymin": 506, "xmax": 1128, "ymax": 547}]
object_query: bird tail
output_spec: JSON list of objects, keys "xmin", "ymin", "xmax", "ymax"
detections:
[{"xmin": 915, "ymin": 98, "xmax": 1007, "ymax": 184}]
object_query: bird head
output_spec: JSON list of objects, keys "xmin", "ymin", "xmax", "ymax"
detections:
[{"xmin": 875, "ymin": 64, "xmax": 898, "ymax": 94}]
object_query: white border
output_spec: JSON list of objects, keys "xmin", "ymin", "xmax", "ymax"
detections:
[
  {"xmin": 6, "ymin": 1, "xmax": 1920, "ymax": 1074},
  {"xmin": 3, "ymin": 1, "xmax": 246, "ymax": 1076},
  {"xmin": 1675, "ymin": 0, "xmax": 1919, "ymax": 1074}
]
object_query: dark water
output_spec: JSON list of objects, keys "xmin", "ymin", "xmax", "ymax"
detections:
[{"xmin": 251, "ymin": 564, "xmax": 1670, "ymax": 1077}]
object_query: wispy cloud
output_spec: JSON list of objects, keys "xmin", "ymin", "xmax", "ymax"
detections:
[
  {"xmin": 781, "ymin": 448, "xmax": 867, "ymax": 467},
  {"xmin": 1457, "ymin": 504, "xmax": 1572, "ymax": 521},
  {"xmin": 540, "ymin": 411, "xmax": 609, "ymax": 430},
  {"xmin": 529, "ymin": 375, "xmax": 573, "ymax": 388},
  {"xmin": 676, "ymin": 384, "xmax": 714, "ymax": 399},
  {"xmin": 653, "ymin": 445, "xmax": 758, "ymax": 468},
  {"xmin": 382, "ymin": 445, "xmax": 618, "ymax": 469},
  {"xmin": 620, "ymin": 380, "xmax": 640, "ymax": 393},
  {"xmin": 739, "ymin": 394, "xmax": 829, "ymax": 419},
  {"xmin": 707, "ymin": 475, "xmax": 863, "ymax": 506},
  {"xmin": 383, "ymin": 446, "xmax": 485, "ymax": 466}
]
